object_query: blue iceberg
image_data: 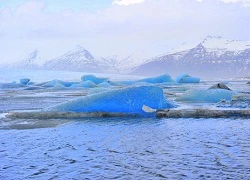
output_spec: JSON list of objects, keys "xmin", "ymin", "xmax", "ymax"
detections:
[
  {"xmin": 176, "ymin": 89, "xmax": 237, "ymax": 103},
  {"xmin": 70, "ymin": 80, "xmax": 96, "ymax": 88},
  {"xmin": 98, "ymin": 82, "xmax": 112, "ymax": 87},
  {"xmin": 119, "ymin": 74, "xmax": 174, "ymax": 85},
  {"xmin": 49, "ymin": 86, "xmax": 177, "ymax": 115},
  {"xmin": 41, "ymin": 80, "xmax": 77, "ymax": 87},
  {"xmin": 81, "ymin": 75, "xmax": 108, "ymax": 84},
  {"xmin": 20, "ymin": 78, "xmax": 30, "ymax": 85},
  {"xmin": 175, "ymin": 73, "xmax": 200, "ymax": 83},
  {"xmin": 138, "ymin": 74, "xmax": 174, "ymax": 84}
]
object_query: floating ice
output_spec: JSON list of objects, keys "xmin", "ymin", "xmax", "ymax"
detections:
[
  {"xmin": 41, "ymin": 80, "xmax": 77, "ymax": 87},
  {"xmin": 24, "ymin": 86, "xmax": 44, "ymax": 90},
  {"xmin": 98, "ymin": 82, "xmax": 112, "ymax": 87},
  {"xmin": 119, "ymin": 74, "xmax": 174, "ymax": 85},
  {"xmin": 138, "ymin": 74, "xmax": 174, "ymax": 84},
  {"xmin": 217, "ymin": 94, "xmax": 250, "ymax": 108},
  {"xmin": 0, "ymin": 82, "xmax": 25, "ymax": 88},
  {"xmin": 20, "ymin": 78, "xmax": 30, "ymax": 85},
  {"xmin": 88, "ymin": 88, "xmax": 110, "ymax": 95},
  {"xmin": 81, "ymin": 75, "xmax": 108, "ymax": 84},
  {"xmin": 49, "ymin": 86, "xmax": 177, "ymax": 115},
  {"xmin": 209, "ymin": 83, "xmax": 231, "ymax": 90},
  {"xmin": 53, "ymin": 83, "xmax": 66, "ymax": 89},
  {"xmin": 176, "ymin": 89, "xmax": 237, "ymax": 103},
  {"xmin": 175, "ymin": 73, "xmax": 200, "ymax": 83},
  {"xmin": 70, "ymin": 80, "xmax": 96, "ymax": 88}
]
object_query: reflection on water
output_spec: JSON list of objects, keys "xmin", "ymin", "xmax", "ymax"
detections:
[{"xmin": 1, "ymin": 118, "xmax": 250, "ymax": 179}]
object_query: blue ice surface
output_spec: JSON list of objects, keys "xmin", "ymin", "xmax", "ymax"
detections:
[
  {"xmin": 175, "ymin": 73, "xmax": 200, "ymax": 83},
  {"xmin": 53, "ymin": 83, "xmax": 66, "ymax": 89},
  {"xmin": 20, "ymin": 78, "xmax": 30, "ymax": 85},
  {"xmin": 40, "ymin": 79, "xmax": 78, "ymax": 87},
  {"xmin": 98, "ymin": 82, "xmax": 112, "ymax": 87},
  {"xmin": 49, "ymin": 86, "xmax": 177, "ymax": 115},
  {"xmin": 119, "ymin": 73, "xmax": 174, "ymax": 85},
  {"xmin": 81, "ymin": 75, "xmax": 108, "ymax": 84},
  {"xmin": 176, "ymin": 89, "xmax": 237, "ymax": 103},
  {"xmin": 70, "ymin": 80, "xmax": 96, "ymax": 88}
]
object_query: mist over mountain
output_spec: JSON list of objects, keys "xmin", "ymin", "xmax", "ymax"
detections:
[{"xmin": 2, "ymin": 36, "xmax": 250, "ymax": 79}]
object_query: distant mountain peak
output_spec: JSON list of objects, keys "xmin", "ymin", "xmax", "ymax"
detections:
[
  {"xmin": 204, "ymin": 35, "xmax": 222, "ymax": 40},
  {"xmin": 26, "ymin": 49, "xmax": 38, "ymax": 61}
]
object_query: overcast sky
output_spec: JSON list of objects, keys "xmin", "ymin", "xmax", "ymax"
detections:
[{"xmin": 0, "ymin": 0, "xmax": 250, "ymax": 63}]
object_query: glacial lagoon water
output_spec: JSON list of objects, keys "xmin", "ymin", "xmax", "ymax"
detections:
[{"xmin": 0, "ymin": 70, "xmax": 250, "ymax": 179}]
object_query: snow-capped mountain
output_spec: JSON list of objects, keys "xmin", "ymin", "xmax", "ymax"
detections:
[
  {"xmin": 132, "ymin": 36, "xmax": 250, "ymax": 78},
  {"xmin": 3, "ymin": 50, "xmax": 40, "ymax": 70},
  {"xmin": 43, "ymin": 46, "xmax": 109, "ymax": 73},
  {"xmin": 2, "ymin": 36, "xmax": 250, "ymax": 79}
]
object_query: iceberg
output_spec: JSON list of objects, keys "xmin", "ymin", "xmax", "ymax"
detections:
[
  {"xmin": 176, "ymin": 89, "xmax": 237, "ymax": 103},
  {"xmin": 137, "ymin": 74, "xmax": 174, "ymax": 84},
  {"xmin": 19, "ymin": 78, "xmax": 30, "ymax": 85},
  {"xmin": 118, "ymin": 74, "xmax": 174, "ymax": 85},
  {"xmin": 98, "ymin": 82, "xmax": 112, "ymax": 87},
  {"xmin": 49, "ymin": 86, "xmax": 177, "ymax": 115},
  {"xmin": 53, "ymin": 83, "xmax": 66, "ymax": 89},
  {"xmin": 175, "ymin": 73, "xmax": 200, "ymax": 83},
  {"xmin": 81, "ymin": 75, "xmax": 108, "ymax": 84},
  {"xmin": 70, "ymin": 80, "xmax": 96, "ymax": 88},
  {"xmin": 41, "ymin": 80, "xmax": 77, "ymax": 87}
]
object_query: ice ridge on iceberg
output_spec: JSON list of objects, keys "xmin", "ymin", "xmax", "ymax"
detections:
[
  {"xmin": 49, "ymin": 86, "xmax": 177, "ymax": 115},
  {"xmin": 175, "ymin": 73, "xmax": 200, "ymax": 83},
  {"xmin": 81, "ymin": 75, "xmax": 108, "ymax": 84}
]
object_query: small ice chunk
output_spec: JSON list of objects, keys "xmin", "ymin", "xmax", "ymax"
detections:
[
  {"xmin": 175, "ymin": 73, "xmax": 200, "ymax": 83},
  {"xmin": 49, "ymin": 86, "xmax": 177, "ymax": 115},
  {"xmin": 20, "ymin": 78, "xmax": 30, "ymax": 85},
  {"xmin": 81, "ymin": 75, "xmax": 108, "ymax": 84},
  {"xmin": 176, "ymin": 89, "xmax": 236, "ymax": 103}
]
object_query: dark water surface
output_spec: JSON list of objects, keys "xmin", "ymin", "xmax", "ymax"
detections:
[{"xmin": 1, "ymin": 118, "xmax": 250, "ymax": 179}]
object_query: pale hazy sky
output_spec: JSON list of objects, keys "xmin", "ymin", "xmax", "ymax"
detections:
[{"xmin": 0, "ymin": 0, "xmax": 249, "ymax": 63}]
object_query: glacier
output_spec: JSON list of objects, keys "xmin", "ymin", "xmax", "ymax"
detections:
[
  {"xmin": 49, "ymin": 86, "xmax": 177, "ymax": 115},
  {"xmin": 175, "ymin": 73, "xmax": 200, "ymax": 83}
]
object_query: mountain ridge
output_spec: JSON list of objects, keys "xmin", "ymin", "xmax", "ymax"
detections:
[{"xmin": 2, "ymin": 36, "xmax": 250, "ymax": 78}]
